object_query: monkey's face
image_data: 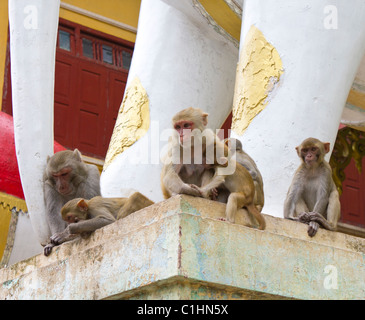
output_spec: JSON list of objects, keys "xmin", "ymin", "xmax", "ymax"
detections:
[
  {"xmin": 174, "ymin": 120, "xmax": 194, "ymax": 145},
  {"xmin": 299, "ymin": 146, "xmax": 321, "ymax": 166},
  {"xmin": 51, "ymin": 167, "xmax": 74, "ymax": 195},
  {"xmin": 62, "ymin": 210, "xmax": 87, "ymax": 224}
]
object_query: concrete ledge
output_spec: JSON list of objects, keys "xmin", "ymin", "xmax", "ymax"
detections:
[{"xmin": 0, "ymin": 195, "xmax": 364, "ymax": 299}]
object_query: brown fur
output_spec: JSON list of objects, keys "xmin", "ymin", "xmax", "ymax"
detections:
[
  {"xmin": 284, "ymin": 137, "xmax": 340, "ymax": 237},
  {"xmin": 50, "ymin": 192, "xmax": 154, "ymax": 246}
]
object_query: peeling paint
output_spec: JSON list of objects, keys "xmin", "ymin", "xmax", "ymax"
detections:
[
  {"xmin": 103, "ymin": 77, "xmax": 150, "ymax": 170},
  {"xmin": 232, "ymin": 25, "xmax": 283, "ymax": 135}
]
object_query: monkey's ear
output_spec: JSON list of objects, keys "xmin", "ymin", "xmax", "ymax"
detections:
[
  {"xmin": 202, "ymin": 113, "xmax": 208, "ymax": 126},
  {"xmin": 76, "ymin": 199, "xmax": 89, "ymax": 211},
  {"xmin": 323, "ymin": 142, "xmax": 330, "ymax": 154},
  {"xmin": 73, "ymin": 149, "xmax": 82, "ymax": 162},
  {"xmin": 295, "ymin": 146, "xmax": 300, "ymax": 157},
  {"xmin": 46, "ymin": 155, "xmax": 51, "ymax": 163}
]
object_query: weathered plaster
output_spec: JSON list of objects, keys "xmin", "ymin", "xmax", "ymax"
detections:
[
  {"xmin": 1, "ymin": 195, "xmax": 364, "ymax": 300},
  {"xmin": 232, "ymin": 25, "xmax": 283, "ymax": 135},
  {"xmin": 101, "ymin": 0, "xmax": 238, "ymax": 201},
  {"xmin": 104, "ymin": 77, "xmax": 150, "ymax": 170}
]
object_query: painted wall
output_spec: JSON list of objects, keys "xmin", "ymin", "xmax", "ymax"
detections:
[
  {"xmin": 0, "ymin": 0, "xmax": 141, "ymax": 112},
  {"xmin": 59, "ymin": 0, "xmax": 140, "ymax": 42},
  {"xmin": 0, "ymin": 0, "xmax": 9, "ymax": 106}
]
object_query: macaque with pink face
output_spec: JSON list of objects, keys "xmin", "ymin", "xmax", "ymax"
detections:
[{"xmin": 284, "ymin": 137, "xmax": 340, "ymax": 237}]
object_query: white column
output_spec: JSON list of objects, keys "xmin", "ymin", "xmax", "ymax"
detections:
[
  {"xmin": 232, "ymin": 0, "xmax": 365, "ymax": 217},
  {"xmin": 101, "ymin": 0, "xmax": 238, "ymax": 201},
  {"xmin": 9, "ymin": 0, "xmax": 60, "ymax": 245}
]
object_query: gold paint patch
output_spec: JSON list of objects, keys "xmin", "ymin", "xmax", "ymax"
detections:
[
  {"xmin": 0, "ymin": 193, "xmax": 27, "ymax": 264},
  {"xmin": 199, "ymin": 0, "xmax": 241, "ymax": 41},
  {"xmin": 232, "ymin": 25, "xmax": 284, "ymax": 135},
  {"xmin": 103, "ymin": 77, "xmax": 150, "ymax": 170},
  {"xmin": 347, "ymin": 89, "xmax": 365, "ymax": 111}
]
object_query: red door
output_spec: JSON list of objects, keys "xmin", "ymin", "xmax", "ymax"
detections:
[
  {"xmin": 340, "ymin": 157, "xmax": 365, "ymax": 228},
  {"xmin": 53, "ymin": 21, "xmax": 132, "ymax": 159},
  {"xmin": 3, "ymin": 20, "xmax": 133, "ymax": 160},
  {"xmin": 54, "ymin": 51, "xmax": 77, "ymax": 148}
]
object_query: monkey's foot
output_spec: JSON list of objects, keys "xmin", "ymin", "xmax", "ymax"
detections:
[
  {"xmin": 43, "ymin": 243, "xmax": 55, "ymax": 256},
  {"xmin": 307, "ymin": 221, "xmax": 319, "ymax": 237},
  {"xmin": 210, "ymin": 188, "xmax": 219, "ymax": 201}
]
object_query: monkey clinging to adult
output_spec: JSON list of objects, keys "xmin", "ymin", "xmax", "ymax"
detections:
[
  {"xmin": 43, "ymin": 149, "xmax": 101, "ymax": 256},
  {"xmin": 225, "ymin": 138, "xmax": 265, "ymax": 212},
  {"xmin": 284, "ymin": 137, "xmax": 340, "ymax": 237},
  {"xmin": 50, "ymin": 192, "xmax": 154, "ymax": 246},
  {"xmin": 195, "ymin": 142, "xmax": 266, "ymax": 230}
]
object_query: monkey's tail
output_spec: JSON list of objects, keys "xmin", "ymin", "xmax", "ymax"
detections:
[{"xmin": 247, "ymin": 203, "xmax": 266, "ymax": 230}]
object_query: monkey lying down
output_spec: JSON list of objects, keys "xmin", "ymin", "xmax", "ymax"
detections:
[{"xmin": 49, "ymin": 192, "xmax": 154, "ymax": 248}]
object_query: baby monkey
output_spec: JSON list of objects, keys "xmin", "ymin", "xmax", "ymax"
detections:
[{"xmin": 50, "ymin": 192, "xmax": 154, "ymax": 246}]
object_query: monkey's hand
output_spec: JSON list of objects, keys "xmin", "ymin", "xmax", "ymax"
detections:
[
  {"xmin": 50, "ymin": 227, "xmax": 78, "ymax": 245},
  {"xmin": 298, "ymin": 212, "xmax": 312, "ymax": 224},
  {"xmin": 307, "ymin": 212, "xmax": 336, "ymax": 231},
  {"xmin": 185, "ymin": 184, "xmax": 203, "ymax": 197}
]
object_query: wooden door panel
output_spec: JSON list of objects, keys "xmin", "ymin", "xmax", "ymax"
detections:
[
  {"xmin": 54, "ymin": 54, "xmax": 76, "ymax": 148},
  {"xmin": 110, "ymin": 73, "xmax": 126, "ymax": 117},
  {"xmin": 77, "ymin": 110, "xmax": 100, "ymax": 151},
  {"xmin": 103, "ymin": 71, "xmax": 127, "ymax": 154},
  {"xmin": 55, "ymin": 60, "xmax": 73, "ymax": 103},
  {"xmin": 340, "ymin": 158, "xmax": 365, "ymax": 228},
  {"xmin": 75, "ymin": 61, "xmax": 107, "ymax": 157},
  {"xmin": 79, "ymin": 67, "xmax": 105, "ymax": 114},
  {"xmin": 54, "ymin": 102, "xmax": 72, "ymax": 146}
]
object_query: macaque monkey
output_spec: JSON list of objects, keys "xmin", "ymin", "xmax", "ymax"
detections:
[
  {"xmin": 284, "ymin": 137, "xmax": 341, "ymax": 237},
  {"xmin": 43, "ymin": 149, "xmax": 101, "ymax": 256},
  {"xmin": 160, "ymin": 108, "xmax": 265, "ymax": 229},
  {"xmin": 225, "ymin": 138, "xmax": 264, "ymax": 212},
  {"xmin": 50, "ymin": 192, "xmax": 154, "ymax": 245},
  {"xmin": 197, "ymin": 149, "xmax": 266, "ymax": 230},
  {"xmin": 161, "ymin": 107, "xmax": 227, "ymax": 199}
]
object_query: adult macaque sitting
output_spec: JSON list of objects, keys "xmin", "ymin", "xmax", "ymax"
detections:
[
  {"xmin": 43, "ymin": 149, "xmax": 101, "ymax": 256},
  {"xmin": 284, "ymin": 137, "xmax": 340, "ymax": 237},
  {"xmin": 50, "ymin": 192, "xmax": 154, "ymax": 246}
]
